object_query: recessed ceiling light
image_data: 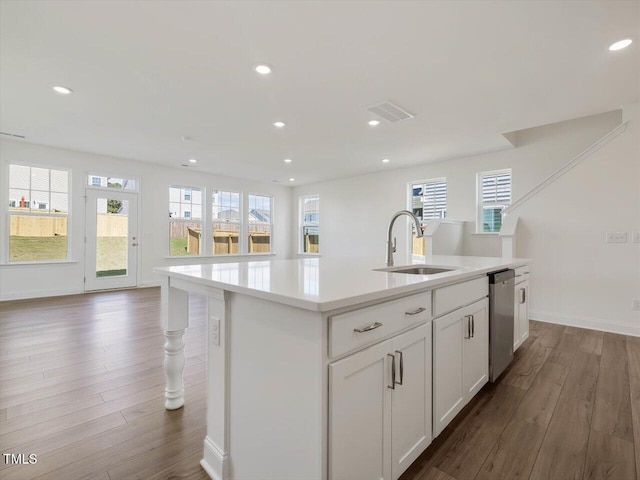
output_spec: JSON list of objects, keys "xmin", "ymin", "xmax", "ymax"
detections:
[
  {"xmin": 189, "ymin": 159, "xmax": 197, "ymax": 163},
  {"xmin": 382, "ymin": 158, "xmax": 390, "ymax": 163},
  {"xmin": 289, "ymin": 178, "xmax": 295, "ymax": 182},
  {"xmin": 609, "ymin": 39, "xmax": 633, "ymax": 51},
  {"xmin": 52, "ymin": 86, "xmax": 73, "ymax": 95},
  {"xmin": 273, "ymin": 121, "xmax": 286, "ymax": 128},
  {"xmin": 283, "ymin": 158, "xmax": 292, "ymax": 163},
  {"xmin": 368, "ymin": 120, "xmax": 380, "ymax": 126},
  {"xmin": 254, "ymin": 64, "xmax": 272, "ymax": 75}
]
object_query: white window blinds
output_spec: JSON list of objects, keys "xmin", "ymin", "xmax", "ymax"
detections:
[
  {"xmin": 481, "ymin": 172, "xmax": 511, "ymax": 207},
  {"xmin": 412, "ymin": 180, "xmax": 447, "ymax": 221}
]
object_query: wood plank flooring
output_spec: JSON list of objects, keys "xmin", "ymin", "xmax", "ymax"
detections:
[{"xmin": 1, "ymin": 288, "xmax": 638, "ymax": 479}]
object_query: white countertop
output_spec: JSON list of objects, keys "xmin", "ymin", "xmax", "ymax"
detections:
[{"xmin": 154, "ymin": 255, "xmax": 529, "ymax": 312}]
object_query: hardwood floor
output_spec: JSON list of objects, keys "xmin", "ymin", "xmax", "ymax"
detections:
[{"xmin": 1, "ymin": 288, "xmax": 638, "ymax": 479}]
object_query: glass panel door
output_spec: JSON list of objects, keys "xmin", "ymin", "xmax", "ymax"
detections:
[{"xmin": 85, "ymin": 190, "xmax": 138, "ymax": 290}]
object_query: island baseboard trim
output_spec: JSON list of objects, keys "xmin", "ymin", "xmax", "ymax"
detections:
[
  {"xmin": 201, "ymin": 436, "xmax": 229, "ymax": 480},
  {"xmin": 530, "ymin": 310, "xmax": 640, "ymax": 337}
]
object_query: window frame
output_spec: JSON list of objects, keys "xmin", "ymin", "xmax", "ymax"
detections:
[
  {"xmin": 6, "ymin": 162, "xmax": 72, "ymax": 264},
  {"xmin": 86, "ymin": 173, "xmax": 139, "ymax": 192},
  {"xmin": 476, "ymin": 168, "xmax": 512, "ymax": 234},
  {"xmin": 211, "ymin": 189, "xmax": 242, "ymax": 256},
  {"xmin": 299, "ymin": 194, "xmax": 320, "ymax": 255},
  {"xmin": 168, "ymin": 184, "xmax": 205, "ymax": 257},
  {"xmin": 409, "ymin": 177, "xmax": 447, "ymax": 225},
  {"xmin": 247, "ymin": 192, "xmax": 274, "ymax": 255}
]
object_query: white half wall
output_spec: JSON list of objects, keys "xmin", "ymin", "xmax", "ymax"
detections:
[
  {"xmin": 293, "ymin": 108, "xmax": 640, "ymax": 334},
  {"xmin": 0, "ymin": 140, "xmax": 293, "ymax": 300}
]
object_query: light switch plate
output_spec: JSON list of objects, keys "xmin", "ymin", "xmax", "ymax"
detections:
[
  {"xmin": 633, "ymin": 299, "xmax": 640, "ymax": 311},
  {"xmin": 606, "ymin": 232, "xmax": 628, "ymax": 243},
  {"xmin": 633, "ymin": 233, "xmax": 640, "ymax": 243}
]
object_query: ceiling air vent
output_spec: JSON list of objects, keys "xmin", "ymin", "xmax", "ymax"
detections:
[
  {"xmin": 366, "ymin": 101, "xmax": 415, "ymax": 123},
  {"xmin": 1, "ymin": 131, "xmax": 26, "ymax": 139}
]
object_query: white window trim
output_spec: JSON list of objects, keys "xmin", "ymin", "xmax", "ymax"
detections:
[
  {"xmin": 168, "ymin": 184, "xmax": 206, "ymax": 257},
  {"xmin": 299, "ymin": 194, "xmax": 320, "ymax": 255},
  {"xmin": 211, "ymin": 189, "xmax": 243, "ymax": 256},
  {"xmin": 247, "ymin": 192, "xmax": 274, "ymax": 255},
  {"xmin": 476, "ymin": 168, "xmax": 511, "ymax": 234},
  {"xmin": 6, "ymin": 162, "xmax": 73, "ymax": 264}
]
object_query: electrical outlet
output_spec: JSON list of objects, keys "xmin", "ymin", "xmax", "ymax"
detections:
[
  {"xmin": 633, "ymin": 299, "xmax": 640, "ymax": 311},
  {"xmin": 606, "ymin": 232, "xmax": 628, "ymax": 243},
  {"xmin": 210, "ymin": 316, "xmax": 220, "ymax": 346},
  {"xmin": 633, "ymin": 233, "xmax": 640, "ymax": 243}
]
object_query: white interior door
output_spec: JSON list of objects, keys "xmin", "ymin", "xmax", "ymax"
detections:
[{"xmin": 85, "ymin": 189, "xmax": 138, "ymax": 291}]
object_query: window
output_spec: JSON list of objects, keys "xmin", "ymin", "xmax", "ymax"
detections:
[
  {"xmin": 169, "ymin": 185, "xmax": 203, "ymax": 255},
  {"xmin": 477, "ymin": 169, "xmax": 511, "ymax": 233},
  {"xmin": 8, "ymin": 164, "xmax": 69, "ymax": 262},
  {"xmin": 211, "ymin": 190, "xmax": 240, "ymax": 255},
  {"xmin": 300, "ymin": 195, "xmax": 319, "ymax": 254},
  {"xmin": 411, "ymin": 179, "xmax": 447, "ymax": 222},
  {"xmin": 248, "ymin": 194, "xmax": 272, "ymax": 253},
  {"xmin": 87, "ymin": 175, "xmax": 136, "ymax": 191}
]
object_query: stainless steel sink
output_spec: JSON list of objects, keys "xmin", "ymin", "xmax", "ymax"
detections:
[
  {"xmin": 391, "ymin": 266, "xmax": 454, "ymax": 275},
  {"xmin": 375, "ymin": 265, "xmax": 457, "ymax": 275}
]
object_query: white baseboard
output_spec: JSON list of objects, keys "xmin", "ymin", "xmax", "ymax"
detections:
[
  {"xmin": 0, "ymin": 287, "xmax": 84, "ymax": 302},
  {"xmin": 201, "ymin": 436, "xmax": 229, "ymax": 480},
  {"xmin": 1, "ymin": 284, "xmax": 161, "ymax": 302},
  {"xmin": 531, "ymin": 310, "xmax": 640, "ymax": 337}
]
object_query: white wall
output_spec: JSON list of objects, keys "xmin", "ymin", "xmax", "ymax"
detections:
[
  {"xmin": 0, "ymin": 140, "xmax": 293, "ymax": 300},
  {"xmin": 293, "ymin": 108, "xmax": 640, "ymax": 335}
]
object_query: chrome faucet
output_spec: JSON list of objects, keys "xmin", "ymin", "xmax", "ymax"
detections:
[{"xmin": 386, "ymin": 210, "xmax": 423, "ymax": 267}]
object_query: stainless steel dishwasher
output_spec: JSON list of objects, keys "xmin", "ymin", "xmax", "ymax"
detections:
[{"xmin": 489, "ymin": 269, "xmax": 515, "ymax": 382}]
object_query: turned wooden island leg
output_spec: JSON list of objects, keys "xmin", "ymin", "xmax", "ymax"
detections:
[
  {"xmin": 160, "ymin": 277, "xmax": 189, "ymax": 410},
  {"xmin": 163, "ymin": 329, "xmax": 186, "ymax": 410}
]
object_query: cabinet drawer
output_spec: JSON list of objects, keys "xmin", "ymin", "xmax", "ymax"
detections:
[
  {"xmin": 433, "ymin": 276, "xmax": 488, "ymax": 317},
  {"xmin": 329, "ymin": 292, "xmax": 432, "ymax": 358},
  {"xmin": 515, "ymin": 265, "xmax": 530, "ymax": 284}
]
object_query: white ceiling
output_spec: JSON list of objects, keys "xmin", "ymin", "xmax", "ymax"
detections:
[{"xmin": 1, "ymin": 1, "xmax": 638, "ymax": 185}]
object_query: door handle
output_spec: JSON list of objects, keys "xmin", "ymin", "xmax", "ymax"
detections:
[
  {"xmin": 405, "ymin": 307, "xmax": 426, "ymax": 316},
  {"xmin": 464, "ymin": 315, "xmax": 471, "ymax": 339},
  {"xmin": 131, "ymin": 243, "xmax": 139, "ymax": 247},
  {"xmin": 519, "ymin": 288, "xmax": 526, "ymax": 304},
  {"xmin": 388, "ymin": 354, "xmax": 396, "ymax": 389},
  {"xmin": 354, "ymin": 322, "xmax": 382, "ymax": 333},
  {"xmin": 471, "ymin": 314, "xmax": 475, "ymax": 338},
  {"xmin": 395, "ymin": 350, "xmax": 403, "ymax": 385}
]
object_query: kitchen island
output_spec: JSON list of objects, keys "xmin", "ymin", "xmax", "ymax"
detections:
[{"xmin": 154, "ymin": 255, "xmax": 530, "ymax": 480}]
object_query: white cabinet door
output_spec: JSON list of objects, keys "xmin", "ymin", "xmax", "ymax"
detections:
[
  {"xmin": 462, "ymin": 299, "xmax": 489, "ymax": 400},
  {"xmin": 433, "ymin": 298, "xmax": 489, "ymax": 437},
  {"xmin": 516, "ymin": 280, "xmax": 530, "ymax": 346},
  {"xmin": 433, "ymin": 309, "xmax": 465, "ymax": 437},
  {"xmin": 330, "ymin": 339, "xmax": 393, "ymax": 480},
  {"xmin": 391, "ymin": 324, "xmax": 432, "ymax": 480}
]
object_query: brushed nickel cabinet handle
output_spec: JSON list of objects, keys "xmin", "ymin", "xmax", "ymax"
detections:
[
  {"xmin": 395, "ymin": 350, "xmax": 404, "ymax": 386},
  {"xmin": 354, "ymin": 322, "xmax": 383, "ymax": 333},
  {"xmin": 520, "ymin": 288, "xmax": 526, "ymax": 304},
  {"xmin": 471, "ymin": 314, "xmax": 475, "ymax": 338},
  {"xmin": 388, "ymin": 354, "xmax": 396, "ymax": 389},
  {"xmin": 405, "ymin": 307, "xmax": 426, "ymax": 316},
  {"xmin": 464, "ymin": 315, "xmax": 471, "ymax": 339}
]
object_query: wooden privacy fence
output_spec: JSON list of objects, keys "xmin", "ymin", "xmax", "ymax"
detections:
[
  {"xmin": 10, "ymin": 216, "xmax": 67, "ymax": 237},
  {"xmin": 97, "ymin": 214, "xmax": 127, "ymax": 237},
  {"xmin": 304, "ymin": 233, "xmax": 319, "ymax": 253},
  {"xmin": 186, "ymin": 228, "xmax": 270, "ymax": 255},
  {"xmin": 10, "ymin": 214, "xmax": 127, "ymax": 238}
]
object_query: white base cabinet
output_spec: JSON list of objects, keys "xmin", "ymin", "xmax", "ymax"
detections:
[
  {"xmin": 432, "ymin": 298, "xmax": 489, "ymax": 437},
  {"xmin": 329, "ymin": 323, "xmax": 432, "ymax": 480},
  {"xmin": 514, "ymin": 266, "xmax": 530, "ymax": 351}
]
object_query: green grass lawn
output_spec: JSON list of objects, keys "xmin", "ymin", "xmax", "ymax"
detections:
[
  {"xmin": 170, "ymin": 238, "xmax": 189, "ymax": 256},
  {"xmin": 9, "ymin": 236, "xmax": 67, "ymax": 261},
  {"xmin": 10, "ymin": 236, "xmax": 128, "ymax": 278}
]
